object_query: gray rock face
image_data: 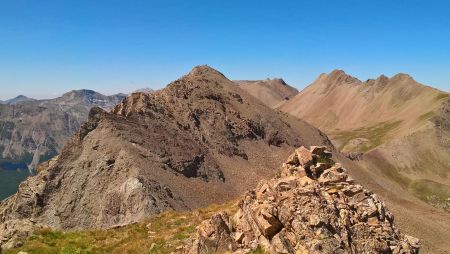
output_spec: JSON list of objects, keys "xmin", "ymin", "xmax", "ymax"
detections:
[
  {"xmin": 187, "ymin": 146, "xmax": 420, "ymax": 254},
  {"xmin": 1, "ymin": 95, "xmax": 36, "ymax": 105},
  {"xmin": 0, "ymin": 90, "xmax": 125, "ymax": 170}
]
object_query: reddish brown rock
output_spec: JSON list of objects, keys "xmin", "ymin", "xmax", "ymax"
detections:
[{"xmin": 295, "ymin": 146, "xmax": 314, "ymax": 168}]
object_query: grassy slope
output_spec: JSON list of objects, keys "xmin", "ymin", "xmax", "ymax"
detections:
[
  {"xmin": 330, "ymin": 120, "xmax": 403, "ymax": 153},
  {"xmin": 5, "ymin": 203, "xmax": 240, "ymax": 254},
  {"xmin": 367, "ymin": 152, "xmax": 450, "ymax": 213}
]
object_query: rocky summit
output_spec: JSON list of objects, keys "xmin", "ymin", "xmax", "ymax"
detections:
[{"xmin": 187, "ymin": 146, "xmax": 419, "ymax": 254}]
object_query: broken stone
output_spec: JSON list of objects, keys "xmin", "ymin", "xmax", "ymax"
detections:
[
  {"xmin": 295, "ymin": 146, "xmax": 314, "ymax": 168},
  {"xmin": 405, "ymin": 235, "xmax": 420, "ymax": 249},
  {"xmin": 274, "ymin": 176, "xmax": 298, "ymax": 192},
  {"xmin": 367, "ymin": 216, "xmax": 379, "ymax": 226},
  {"xmin": 298, "ymin": 176, "xmax": 314, "ymax": 187},
  {"xmin": 256, "ymin": 209, "xmax": 283, "ymax": 239},
  {"xmin": 286, "ymin": 152, "xmax": 299, "ymax": 165},
  {"xmin": 234, "ymin": 231, "xmax": 244, "ymax": 243}
]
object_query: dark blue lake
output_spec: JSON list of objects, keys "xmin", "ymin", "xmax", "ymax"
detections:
[{"xmin": 0, "ymin": 167, "xmax": 31, "ymax": 200}]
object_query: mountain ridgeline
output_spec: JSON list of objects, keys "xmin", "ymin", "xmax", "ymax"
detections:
[
  {"xmin": 0, "ymin": 66, "xmax": 331, "ymax": 248},
  {"xmin": 0, "ymin": 95, "xmax": 36, "ymax": 105}
]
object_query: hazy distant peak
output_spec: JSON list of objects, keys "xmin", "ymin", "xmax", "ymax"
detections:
[
  {"xmin": 134, "ymin": 88, "xmax": 155, "ymax": 94},
  {"xmin": 62, "ymin": 89, "xmax": 98, "ymax": 97},
  {"xmin": 57, "ymin": 89, "xmax": 126, "ymax": 108},
  {"xmin": 4, "ymin": 95, "xmax": 36, "ymax": 105}
]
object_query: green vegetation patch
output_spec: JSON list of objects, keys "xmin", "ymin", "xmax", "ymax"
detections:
[
  {"xmin": 435, "ymin": 93, "xmax": 449, "ymax": 101},
  {"xmin": 251, "ymin": 246, "xmax": 268, "ymax": 254},
  {"xmin": 331, "ymin": 120, "xmax": 403, "ymax": 153},
  {"xmin": 417, "ymin": 111, "xmax": 435, "ymax": 122},
  {"xmin": 368, "ymin": 152, "xmax": 450, "ymax": 212},
  {"xmin": 409, "ymin": 179, "xmax": 450, "ymax": 212},
  {"xmin": 409, "ymin": 179, "xmax": 450, "ymax": 202},
  {"xmin": 5, "ymin": 202, "xmax": 238, "ymax": 254}
]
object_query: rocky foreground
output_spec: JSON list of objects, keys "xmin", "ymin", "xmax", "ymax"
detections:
[{"xmin": 186, "ymin": 146, "xmax": 420, "ymax": 254}]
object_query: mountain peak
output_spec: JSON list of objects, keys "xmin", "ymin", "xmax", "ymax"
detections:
[
  {"xmin": 329, "ymin": 69, "xmax": 347, "ymax": 77},
  {"xmin": 134, "ymin": 88, "xmax": 155, "ymax": 94},
  {"xmin": 317, "ymin": 69, "xmax": 360, "ymax": 87},
  {"xmin": 391, "ymin": 73, "xmax": 415, "ymax": 82},
  {"xmin": 4, "ymin": 95, "xmax": 36, "ymax": 104},
  {"xmin": 63, "ymin": 89, "xmax": 98, "ymax": 97},
  {"xmin": 377, "ymin": 74, "xmax": 389, "ymax": 80},
  {"xmin": 57, "ymin": 89, "xmax": 125, "ymax": 109},
  {"xmin": 366, "ymin": 74, "xmax": 389, "ymax": 87},
  {"xmin": 270, "ymin": 78, "xmax": 288, "ymax": 86},
  {"xmin": 187, "ymin": 65, "xmax": 227, "ymax": 80},
  {"xmin": 328, "ymin": 69, "xmax": 358, "ymax": 80}
]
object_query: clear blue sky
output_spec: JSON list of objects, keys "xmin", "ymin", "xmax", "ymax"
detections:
[{"xmin": 0, "ymin": 0, "xmax": 449, "ymax": 100}]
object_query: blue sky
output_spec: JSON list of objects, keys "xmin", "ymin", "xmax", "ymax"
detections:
[{"xmin": 0, "ymin": 0, "xmax": 449, "ymax": 100}]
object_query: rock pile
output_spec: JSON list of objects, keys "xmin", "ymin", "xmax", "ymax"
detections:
[{"xmin": 186, "ymin": 146, "xmax": 420, "ymax": 254}]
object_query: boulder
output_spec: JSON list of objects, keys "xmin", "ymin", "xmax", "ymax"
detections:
[{"xmin": 295, "ymin": 146, "xmax": 314, "ymax": 168}]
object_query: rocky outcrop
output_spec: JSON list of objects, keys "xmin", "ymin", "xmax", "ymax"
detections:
[{"xmin": 187, "ymin": 146, "xmax": 419, "ymax": 254}]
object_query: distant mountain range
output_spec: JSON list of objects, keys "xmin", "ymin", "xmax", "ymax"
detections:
[
  {"xmin": 0, "ymin": 95, "xmax": 36, "ymax": 105},
  {"xmin": 0, "ymin": 89, "xmax": 126, "ymax": 172},
  {"xmin": 133, "ymin": 88, "xmax": 155, "ymax": 94}
]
